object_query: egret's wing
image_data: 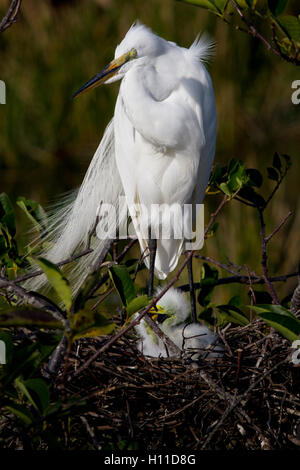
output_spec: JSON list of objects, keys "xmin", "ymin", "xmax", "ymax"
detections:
[{"xmin": 26, "ymin": 118, "xmax": 126, "ymax": 294}]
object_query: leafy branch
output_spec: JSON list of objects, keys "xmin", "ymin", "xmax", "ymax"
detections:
[{"xmin": 178, "ymin": 0, "xmax": 300, "ymax": 65}]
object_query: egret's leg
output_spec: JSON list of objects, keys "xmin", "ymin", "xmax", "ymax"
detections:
[
  {"xmin": 148, "ymin": 231, "xmax": 157, "ymax": 298},
  {"xmin": 186, "ymin": 253, "xmax": 197, "ymax": 322}
]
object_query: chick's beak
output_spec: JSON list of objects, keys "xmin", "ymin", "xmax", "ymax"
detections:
[
  {"xmin": 149, "ymin": 306, "xmax": 168, "ymax": 324},
  {"xmin": 72, "ymin": 48, "xmax": 136, "ymax": 99}
]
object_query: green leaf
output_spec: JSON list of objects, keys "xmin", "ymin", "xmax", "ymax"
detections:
[
  {"xmin": 237, "ymin": 0, "xmax": 251, "ymax": 7},
  {"xmin": 15, "ymin": 376, "xmax": 40, "ymax": 412},
  {"xmin": 228, "ymin": 295, "xmax": 241, "ymax": 307},
  {"xmin": 281, "ymin": 153, "xmax": 291, "ymax": 168},
  {"xmin": 238, "ymin": 187, "xmax": 266, "ymax": 207},
  {"xmin": 267, "ymin": 167, "xmax": 279, "ymax": 181},
  {"xmin": 217, "ymin": 305, "xmax": 250, "ymax": 326},
  {"xmin": 177, "ymin": 0, "xmax": 219, "ymax": 14},
  {"xmin": 24, "ymin": 378, "xmax": 50, "ymax": 415},
  {"xmin": 213, "ymin": 0, "xmax": 228, "ymax": 12},
  {"xmin": 0, "ymin": 307, "xmax": 63, "ymax": 329},
  {"xmin": 5, "ymin": 403, "xmax": 34, "ymax": 425},
  {"xmin": 198, "ymin": 263, "xmax": 218, "ymax": 307},
  {"xmin": 250, "ymin": 304, "xmax": 300, "ymax": 342},
  {"xmin": 127, "ymin": 295, "xmax": 149, "ymax": 317},
  {"xmin": 0, "ymin": 193, "xmax": 16, "ymax": 237},
  {"xmin": 109, "ymin": 265, "xmax": 135, "ymax": 306},
  {"xmin": 268, "ymin": 0, "xmax": 288, "ymax": 16},
  {"xmin": 209, "ymin": 163, "xmax": 226, "ymax": 187},
  {"xmin": 35, "ymin": 257, "xmax": 72, "ymax": 311},
  {"xmin": 272, "ymin": 152, "xmax": 282, "ymax": 172},
  {"xmin": 71, "ymin": 309, "xmax": 116, "ymax": 340},
  {"xmin": 17, "ymin": 197, "xmax": 47, "ymax": 233},
  {"xmin": 198, "ymin": 307, "xmax": 214, "ymax": 324},
  {"xmin": 279, "ymin": 15, "xmax": 300, "ymax": 41},
  {"xmin": 219, "ymin": 182, "xmax": 232, "ymax": 196},
  {"xmin": 246, "ymin": 169, "xmax": 263, "ymax": 188}
]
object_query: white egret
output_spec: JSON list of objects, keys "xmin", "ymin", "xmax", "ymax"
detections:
[
  {"xmin": 30, "ymin": 22, "xmax": 217, "ymax": 313},
  {"xmin": 134, "ymin": 287, "xmax": 224, "ymax": 360}
]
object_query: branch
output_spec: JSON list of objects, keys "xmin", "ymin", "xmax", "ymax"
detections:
[
  {"xmin": 258, "ymin": 208, "xmax": 279, "ymax": 304},
  {"xmin": 265, "ymin": 210, "xmax": 293, "ymax": 244},
  {"xmin": 0, "ymin": 276, "xmax": 69, "ymax": 330},
  {"xmin": 229, "ymin": 0, "xmax": 281, "ymax": 58},
  {"xmin": 0, "ymin": 0, "xmax": 22, "ymax": 34},
  {"xmin": 228, "ymin": 0, "xmax": 300, "ymax": 66},
  {"xmin": 179, "ymin": 271, "xmax": 299, "ymax": 291}
]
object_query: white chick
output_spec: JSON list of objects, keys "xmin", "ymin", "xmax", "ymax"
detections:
[{"xmin": 134, "ymin": 287, "xmax": 224, "ymax": 360}]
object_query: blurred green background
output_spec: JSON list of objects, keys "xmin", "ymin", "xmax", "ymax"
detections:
[{"xmin": 0, "ymin": 0, "xmax": 299, "ymax": 304}]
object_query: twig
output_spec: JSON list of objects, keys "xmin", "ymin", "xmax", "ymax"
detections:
[
  {"xmin": 265, "ymin": 211, "xmax": 293, "ymax": 244},
  {"xmin": 179, "ymin": 271, "xmax": 298, "ymax": 290},
  {"xmin": 258, "ymin": 208, "xmax": 280, "ymax": 304},
  {"xmin": 229, "ymin": 0, "xmax": 281, "ymax": 59},
  {"xmin": 143, "ymin": 314, "xmax": 181, "ymax": 357},
  {"xmin": 80, "ymin": 416, "xmax": 102, "ymax": 450},
  {"xmin": 0, "ymin": 276, "xmax": 69, "ymax": 330},
  {"xmin": 201, "ymin": 358, "xmax": 288, "ymax": 449},
  {"xmin": 13, "ymin": 247, "xmax": 94, "ymax": 284},
  {"xmin": 194, "ymin": 255, "xmax": 246, "ymax": 277},
  {"xmin": 0, "ymin": 0, "xmax": 22, "ymax": 34}
]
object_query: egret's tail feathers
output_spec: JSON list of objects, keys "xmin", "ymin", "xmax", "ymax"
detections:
[{"xmin": 25, "ymin": 118, "xmax": 126, "ymax": 295}]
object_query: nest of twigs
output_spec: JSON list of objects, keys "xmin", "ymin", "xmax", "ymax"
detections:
[{"xmin": 57, "ymin": 320, "xmax": 300, "ymax": 450}]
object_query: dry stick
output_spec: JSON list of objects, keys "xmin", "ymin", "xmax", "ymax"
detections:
[
  {"xmin": 143, "ymin": 315, "xmax": 181, "ymax": 357},
  {"xmin": 72, "ymin": 195, "xmax": 229, "ymax": 377},
  {"xmin": 258, "ymin": 208, "xmax": 280, "ymax": 305},
  {"xmin": 0, "ymin": 0, "xmax": 22, "ymax": 33},
  {"xmin": 199, "ymin": 370, "xmax": 267, "ymax": 441},
  {"xmin": 194, "ymin": 255, "xmax": 250, "ymax": 277},
  {"xmin": 201, "ymin": 358, "xmax": 288, "ymax": 449},
  {"xmin": 80, "ymin": 416, "xmax": 101, "ymax": 450},
  {"xmin": 12, "ymin": 248, "xmax": 94, "ymax": 285},
  {"xmin": 265, "ymin": 210, "xmax": 293, "ymax": 244},
  {"xmin": 179, "ymin": 271, "xmax": 298, "ymax": 291}
]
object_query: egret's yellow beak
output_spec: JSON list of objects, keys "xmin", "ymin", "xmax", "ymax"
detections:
[
  {"xmin": 149, "ymin": 305, "xmax": 168, "ymax": 324},
  {"xmin": 72, "ymin": 48, "xmax": 137, "ymax": 99}
]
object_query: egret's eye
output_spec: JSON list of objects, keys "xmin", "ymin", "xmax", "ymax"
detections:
[{"xmin": 129, "ymin": 47, "xmax": 137, "ymax": 59}]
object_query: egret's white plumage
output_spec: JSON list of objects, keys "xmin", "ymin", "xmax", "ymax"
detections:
[
  {"xmin": 112, "ymin": 23, "xmax": 216, "ymax": 279},
  {"xmin": 134, "ymin": 287, "xmax": 224, "ymax": 360},
  {"xmin": 27, "ymin": 22, "xmax": 217, "ymax": 293}
]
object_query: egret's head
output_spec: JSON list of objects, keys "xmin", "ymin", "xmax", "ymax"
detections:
[
  {"xmin": 153, "ymin": 287, "xmax": 191, "ymax": 326},
  {"xmin": 73, "ymin": 22, "xmax": 163, "ymax": 98}
]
